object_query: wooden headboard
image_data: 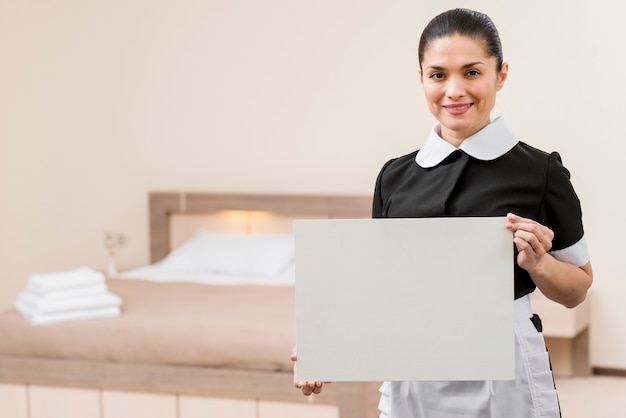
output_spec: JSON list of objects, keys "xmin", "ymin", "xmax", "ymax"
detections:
[{"xmin": 149, "ymin": 192, "xmax": 373, "ymax": 263}]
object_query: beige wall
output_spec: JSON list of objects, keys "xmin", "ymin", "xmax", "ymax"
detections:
[{"xmin": 1, "ymin": 0, "xmax": 624, "ymax": 369}]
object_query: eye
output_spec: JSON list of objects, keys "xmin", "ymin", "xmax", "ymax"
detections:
[
  {"xmin": 428, "ymin": 72, "xmax": 445, "ymax": 80},
  {"xmin": 466, "ymin": 69, "xmax": 481, "ymax": 77}
]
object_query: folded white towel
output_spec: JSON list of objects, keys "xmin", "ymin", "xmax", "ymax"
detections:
[
  {"xmin": 15, "ymin": 304, "xmax": 121, "ymax": 326},
  {"xmin": 16, "ymin": 291, "xmax": 122, "ymax": 315},
  {"xmin": 24, "ymin": 283, "xmax": 108, "ymax": 300},
  {"xmin": 27, "ymin": 266, "xmax": 105, "ymax": 294}
]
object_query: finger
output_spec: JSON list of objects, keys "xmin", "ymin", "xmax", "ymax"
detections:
[
  {"xmin": 514, "ymin": 229, "xmax": 538, "ymax": 247},
  {"xmin": 507, "ymin": 218, "xmax": 539, "ymax": 233},
  {"xmin": 513, "ymin": 235, "xmax": 534, "ymax": 255},
  {"xmin": 514, "ymin": 233, "xmax": 549, "ymax": 258},
  {"xmin": 506, "ymin": 212, "xmax": 534, "ymax": 229},
  {"xmin": 509, "ymin": 220, "xmax": 552, "ymax": 251},
  {"xmin": 294, "ymin": 380, "xmax": 318, "ymax": 389},
  {"xmin": 507, "ymin": 212, "xmax": 522, "ymax": 222},
  {"xmin": 312, "ymin": 381, "xmax": 323, "ymax": 394},
  {"xmin": 515, "ymin": 227, "xmax": 552, "ymax": 253},
  {"xmin": 290, "ymin": 345, "xmax": 297, "ymax": 362},
  {"xmin": 506, "ymin": 213, "xmax": 540, "ymax": 230},
  {"xmin": 507, "ymin": 212, "xmax": 542, "ymax": 228},
  {"xmin": 507, "ymin": 214, "xmax": 554, "ymax": 240},
  {"xmin": 295, "ymin": 378, "xmax": 330, "ymax": 394},
  {"xmin": 304, "ymin": 381, "xmax": 320, "ymax": 396}
]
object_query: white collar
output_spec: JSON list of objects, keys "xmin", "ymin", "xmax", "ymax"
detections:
[{"xmin": 415, "ymin": 116, "xmax": 519, "ymax": 168}]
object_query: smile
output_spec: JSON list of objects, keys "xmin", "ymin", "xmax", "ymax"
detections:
[{"xmin": 443, "ymin": 103, "xmax": 473, "ymax": 115}]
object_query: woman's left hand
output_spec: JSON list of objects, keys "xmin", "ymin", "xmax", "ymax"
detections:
[{"xmin": 505, "ymin": 213, "xmax": 553, "ymax": 273}]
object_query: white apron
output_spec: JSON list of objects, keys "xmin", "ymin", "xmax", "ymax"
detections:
[{"xmin": 378, "ymin": 295, "xmax": 561, "ymax": 418}]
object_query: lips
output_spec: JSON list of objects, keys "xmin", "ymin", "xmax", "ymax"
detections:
[{"xmin": 443, "ymin": 103, "xmax": 473, "ymax": 115}]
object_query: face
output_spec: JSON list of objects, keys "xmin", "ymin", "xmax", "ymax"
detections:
[{"xmin": 420, "ymin": 35, "xmax": 508, "ymax": 146}]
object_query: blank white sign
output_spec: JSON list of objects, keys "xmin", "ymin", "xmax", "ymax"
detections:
[{"xmin": 294, "ymin": 217, "xmax": 514, "ymax": 382}]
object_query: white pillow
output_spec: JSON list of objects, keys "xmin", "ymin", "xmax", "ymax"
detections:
[{"xmin": 158, "ymin": 230, "xmax": 295, "ymax": 277}]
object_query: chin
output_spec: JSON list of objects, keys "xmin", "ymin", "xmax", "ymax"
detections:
[{"xmin": 440, "ymin": 119, "xmax": 473, "ymax": 133}]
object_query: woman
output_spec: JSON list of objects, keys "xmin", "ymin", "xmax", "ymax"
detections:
[{"xmin": 293, "ymin": 8, "xmax": 592, "ymax": 417}]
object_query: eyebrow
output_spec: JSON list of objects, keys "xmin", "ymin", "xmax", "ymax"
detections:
[{"xmin": 425, "ymin": 61, "xmax": 487, "ymax": 71}]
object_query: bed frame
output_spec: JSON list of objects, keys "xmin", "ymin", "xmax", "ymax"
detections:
[{"xmin": 0, "ymin": 192, "xmax": 381, "ymax": 418}]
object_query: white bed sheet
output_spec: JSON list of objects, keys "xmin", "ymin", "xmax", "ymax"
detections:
[{"xmin": 116, "ymin": 262, "xmax": 296, "ymax": 286}]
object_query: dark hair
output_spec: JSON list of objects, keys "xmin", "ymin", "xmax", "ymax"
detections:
[{"xmin": 418, "ymin": 8, "xmax": 503, "ymax": 71}]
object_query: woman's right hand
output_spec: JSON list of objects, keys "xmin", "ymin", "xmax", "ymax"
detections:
[{"xmin": 291, "ymin": 345, "xmax": 329, "ymax": 396}]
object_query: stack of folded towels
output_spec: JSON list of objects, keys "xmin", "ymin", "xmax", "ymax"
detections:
[{"xmin": 15, "ymin": 266, "xmax": 122, "ymax": 325}]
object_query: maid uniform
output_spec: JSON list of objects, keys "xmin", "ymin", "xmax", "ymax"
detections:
[{"xmin": 372, "ymin": 117, "xmax": 590, "ymax": 418}]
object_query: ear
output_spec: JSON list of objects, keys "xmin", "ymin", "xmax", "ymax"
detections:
[
  {"xmin": 418, "ymin": 68, "xmax": 423, "ymax": 84},
  {"xmin": 496, "ymin": 62, "xmax": 509, "ymax": 91}
]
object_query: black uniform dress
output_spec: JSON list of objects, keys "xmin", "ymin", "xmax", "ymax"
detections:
[{"xmin": 373, "ymin": 117, "xmax": 589, "ymax": 418}]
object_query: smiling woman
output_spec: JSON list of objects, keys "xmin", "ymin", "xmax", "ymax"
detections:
[
  {"xmin": 293, "ymin": 8, "xmax": 592, "ymax": 418},
  {"xmin": 417, "ymin": 8, "xmax": 507, "ymax": 147}
]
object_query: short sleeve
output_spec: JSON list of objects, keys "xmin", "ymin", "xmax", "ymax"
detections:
[{"xmin": 539, "ymin": 152, "xmax": 589, "ymax": 266}]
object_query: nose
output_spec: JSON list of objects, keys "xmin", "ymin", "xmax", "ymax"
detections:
[{"xmin": 446, "ymin": 76, "xmax": 466, "ymax": 100}]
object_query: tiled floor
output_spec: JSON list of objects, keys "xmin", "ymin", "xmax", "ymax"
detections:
[{"xmin": 556, "ymin": 375, "xmax": 626, "ymax": 417}]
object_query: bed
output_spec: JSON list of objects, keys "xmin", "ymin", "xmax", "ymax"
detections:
[{"xmin": 0, "ymin": 192, "xmax": 381, "ymax": 418}]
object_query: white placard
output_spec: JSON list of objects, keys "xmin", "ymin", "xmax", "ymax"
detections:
[{"xmin": 295, "ymin": 217, "xmax": 514, "ymax": 382}]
